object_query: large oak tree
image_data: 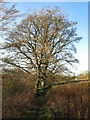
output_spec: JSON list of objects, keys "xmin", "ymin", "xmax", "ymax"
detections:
[{"xmin": 1, "ymin": 7, "xmax": 82, "ymax": 90}]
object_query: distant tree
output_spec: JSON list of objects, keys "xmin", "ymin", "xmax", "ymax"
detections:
[
  {"xmin": 77, "ymin": 71, "xmax": 88, "ymax": 80},
  {"xmin": 0, "ymin": 0, "xmax": 22, "ymax": 36},
  {"xmin": 0, "ymin": 7, "xmax": 82, "ymax": 91},
  {"xmin": 0, "ymin": 0, "xmax": 24, "ymax": 71}
]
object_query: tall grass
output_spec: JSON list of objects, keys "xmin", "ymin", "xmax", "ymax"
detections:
[
  {"xmin": 46, "ymin": 82, "xmax": 88, "ymax": 119},
  {"xmin": 2, "ymin": 68, "xmax": 89, "ymax": 119}
]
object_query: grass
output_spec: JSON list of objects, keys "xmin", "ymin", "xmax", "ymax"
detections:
[
  {"xmin": 2, "ymin": 69, "xmax": 89, "ymax": 119},
  {"xmin": 47, "ymin": 81, "xmax": 89, "ymax": 119},
  {"xmin": 2, "ymin": 80, "xmax": 89, "ymax": 119}
]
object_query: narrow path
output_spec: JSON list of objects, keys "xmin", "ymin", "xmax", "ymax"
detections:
[{"xmin": 29, "ymin": 91, "xmax": 48, "ymax": 119}]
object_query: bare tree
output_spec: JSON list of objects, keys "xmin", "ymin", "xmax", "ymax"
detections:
[
  {"xmin": 0, "ymin": 0, "xmax": 24, "ymax": 71},
  {"xmin": 1, "ymin": 7, "xmax": 82, "ymax": 91},
  {"xmin": 0, "ymin": 0, "xmax": 22, "ymax": 36}
]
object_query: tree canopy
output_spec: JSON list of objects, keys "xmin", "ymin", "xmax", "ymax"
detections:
[{"xmin": 1, "ymin": 6, "xmax": 82, "ymax": 89}]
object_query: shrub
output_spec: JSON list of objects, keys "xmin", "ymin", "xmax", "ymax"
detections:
[
  {"xmin": 2, "ymin": 91, "xmax": 34, "ymax": 118},
  {"xmin": 2, "ymin": 73, "xmax": 26, "ymax": 97},
  {"xmin": 2, "ymin": 68, "xmax": 36, "ymax": 97}
]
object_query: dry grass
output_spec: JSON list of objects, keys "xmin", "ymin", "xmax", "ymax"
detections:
[
  {"xmin": 2, "ymin": 68, "xmax": 89, "ymax": 119},
  {"xmin": 46, "ymin": 81, "xmax": 89, "ymax": 119},
  {"xmin": 2, "ymin": 81, "xmax": 89, "ymax": 119}
]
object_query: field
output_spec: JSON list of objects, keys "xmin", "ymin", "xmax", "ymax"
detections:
[{"xmin": 1, "ymin": 69, "xmax": 89, "ymax": 119}]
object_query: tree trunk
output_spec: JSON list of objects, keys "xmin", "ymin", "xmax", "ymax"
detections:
[
  {"xmin": 35, "ymin": 79, "xmax": 40, "ymax": 89},
  {"xmin": 35, "ymin": 64, "xmax": 48, "ymax": 95}
]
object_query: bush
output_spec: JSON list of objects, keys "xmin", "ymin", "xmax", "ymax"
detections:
[
  {"xmin": 2, "ymin": 72, "xmax": 26, "ymax": 97},
  {"xmin": 2, "ymin": 68, "xmax": 36, "ymax": 97},
  {"xmin": 2, "ymin": 91, "xmax": 34, "ymax": 118}
]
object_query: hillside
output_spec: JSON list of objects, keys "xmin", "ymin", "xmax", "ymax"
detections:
[{"xmin": 2, "ymin": 69, "xmax": 89, "ymax": 119}]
